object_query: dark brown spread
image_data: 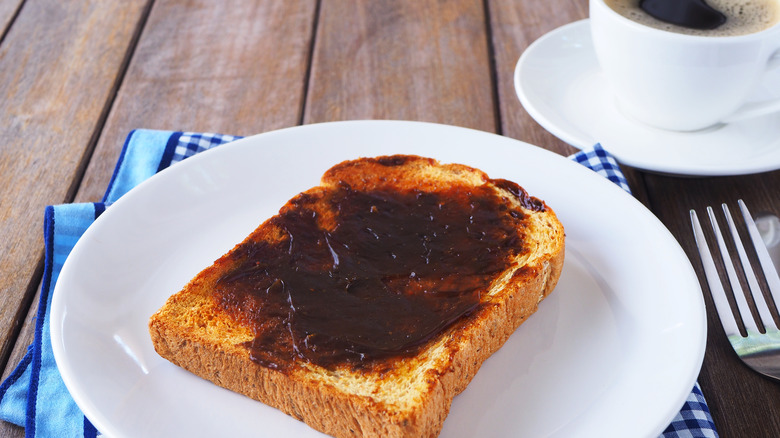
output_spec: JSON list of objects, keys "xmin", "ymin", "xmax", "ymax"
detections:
[{"xmin": 213, "ymin": 162, "xmax": 543, "ymax": 371}]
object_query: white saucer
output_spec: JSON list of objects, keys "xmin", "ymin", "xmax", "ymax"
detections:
[{"xmin": 514, "ymin": 19, "xmax": 780, "ymax": 176}]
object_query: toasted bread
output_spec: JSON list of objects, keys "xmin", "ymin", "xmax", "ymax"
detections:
[{"xmin": 149, "ymin": 155, "xmax": 564, "ymax": 437}]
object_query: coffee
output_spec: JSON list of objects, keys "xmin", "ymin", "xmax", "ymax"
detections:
[{"xmin": 604, "ymin": 0, "xmax": 780, "ymax": 36}]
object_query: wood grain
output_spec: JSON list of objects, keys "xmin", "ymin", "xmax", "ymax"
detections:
[
  {"xmin": 0, "ymin": 421, "xmax": 21, "ymax": 438},
  {"xmin": 1, "ymin": 1, "xmax": 317, "ymax": 436},
  {"xmin": 74, "ymin": 0, "xmax": 318, "ymax": 204},
  {"xmin": 0, "ymin": 0, "xmax": 149, "ymax": 379},
  {"xmin": 0, "ymin": 287, "xmax": 38, "ymax": 438},
  {"xmin": 304, "ymin": 0, "xmax": 495, "ymax": 132},
  {"xmin": 488, "ymin": 0, "xmax": 585, "ymax": 155}
]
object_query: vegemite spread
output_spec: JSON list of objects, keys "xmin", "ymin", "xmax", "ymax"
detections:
[{"xmin": 213, "ymin": 161, "xmax": 543, "ymax": 370}]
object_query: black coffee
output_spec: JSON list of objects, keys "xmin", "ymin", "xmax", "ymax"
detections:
[
  {"xmin": 605, "ymin": 0, "xmax": 780, "ymax": 36},
  {"xmin": 640, "ymin": 0, "xmax": 725, "ymax": 29}
]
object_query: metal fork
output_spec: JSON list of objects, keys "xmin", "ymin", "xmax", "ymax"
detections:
[{"xmin": 690, "ymin": 200, "xmax": 780, "ymax": 382}]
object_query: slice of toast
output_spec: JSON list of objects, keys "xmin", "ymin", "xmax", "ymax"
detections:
[{"xmin": 149, "ymin": 155, "xmax": 565, "ymax": 437}]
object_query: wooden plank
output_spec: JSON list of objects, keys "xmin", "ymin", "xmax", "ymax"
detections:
[
  {"xmin": 0, "ymin": 421, "xmax": 21, "ymax": 438},
  {"xmin": 74, "ymin": 0, "xmax": 318, "ymax": 204},
  {"xmin": 487, "ymin": 0, "xmax": 586, "ymax": 156},
  {"xmin": 1, "ymin": 1, "xmax": 317, "ymax": 435},
  {"xmin": 0, "ymin": 287, "xmax": 38, "ymax": 438},
  {"xmin": 0, "ymin": 0, "xmax": 150, "ymax": 378},
  {"xmin": 304, "ymin": 0, "xmax": 495, "ymax": 132}
]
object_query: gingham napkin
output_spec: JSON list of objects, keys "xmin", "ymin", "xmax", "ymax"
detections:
[{"xmin": 0, "ymin": 130, "xmax": 718, "ymax": 437}]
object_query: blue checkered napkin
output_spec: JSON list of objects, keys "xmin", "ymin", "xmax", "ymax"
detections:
[
  {"xmin": 0, "ymin": 131, "xmax": 717, "ymax": 437},
  {"xmin": 661, "ymin": 384, "xmax": 718, "ymax": 438},
  {"xmin": 160, "ymin": 131, "xmax": 242, "ymax": 170},
  {"xmin": 570, "ymin": 144, "xmax": 718, "ymax": 438},
  {"xmin": 571, "ymin": 143, "xmax": 632, "ymax": 193}
]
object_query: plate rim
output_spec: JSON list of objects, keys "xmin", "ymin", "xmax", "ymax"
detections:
[{"xmin": 50, "ymin": 120, "xmax": 706, "ymax": 437}]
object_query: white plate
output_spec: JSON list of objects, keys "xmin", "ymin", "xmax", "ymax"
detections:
[
  {"xmin": 514, "ymin": 19, "xmax": 780, "ymax": 176},
  {"xmin": 51, "ymin": 120, "xmax": 706, "ymax": 438}
]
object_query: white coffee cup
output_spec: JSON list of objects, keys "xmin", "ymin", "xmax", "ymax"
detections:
[{"xmin": 590, "ymin": 0, "xmax": 780, "ymax": 131}]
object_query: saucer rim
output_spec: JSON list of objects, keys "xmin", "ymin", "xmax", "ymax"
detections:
[{"xmin": 513, "ymin": 19, "xmax": 780, "ymax": 177}]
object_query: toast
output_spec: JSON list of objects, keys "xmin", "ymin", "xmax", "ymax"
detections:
[{"xmin": 149, "ymin": 154, "xmax": 565, "ymax": 437}]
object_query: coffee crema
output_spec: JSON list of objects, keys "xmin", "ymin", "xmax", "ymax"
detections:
[{"xmin": 605, "ymin": 0, "xmax": 780, "ymax": 36}]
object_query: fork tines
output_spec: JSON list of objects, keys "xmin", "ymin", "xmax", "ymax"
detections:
[{"xmin": 690, "ymin": 200, "xmax": 780, "ymax": 338}]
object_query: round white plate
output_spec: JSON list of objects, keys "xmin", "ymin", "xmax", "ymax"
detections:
[
  {"xmin": 51, "ymin": 120, "xmax": 705, "ymax": 438},
  {"xmin": 514, "ymin": 19, "xmax": 780, "ymax": 176}
]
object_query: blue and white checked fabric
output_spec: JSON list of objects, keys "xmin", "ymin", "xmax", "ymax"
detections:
[
  {"xmin": 167, "ymin": 131, "xmax": 242, "ymax": 166},
  {"xmin": 0, "ymin": 130, "xmax": 718, "ymax": 437},
  {"xmin": 571, "ymin": 143, "xmax": 632, "ymax": 193},
  {"xmin": 661, "ymin": 384, "xmax": 718, "ymax": 438}
]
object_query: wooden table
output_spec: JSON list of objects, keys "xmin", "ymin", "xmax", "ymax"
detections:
[{"xmin": 1, "ymin": 1, "xmax": 778, "ymax": 437}]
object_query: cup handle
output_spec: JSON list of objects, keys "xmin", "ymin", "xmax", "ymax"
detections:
[{"xmin": 721, "ymin": 49, "xmax": 780, "ymax": 124}]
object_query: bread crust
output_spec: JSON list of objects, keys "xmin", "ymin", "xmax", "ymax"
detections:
[{"xmin": 149, "ymin": 154, "xmax": 565, "ymax": 437}]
